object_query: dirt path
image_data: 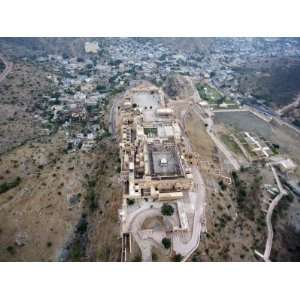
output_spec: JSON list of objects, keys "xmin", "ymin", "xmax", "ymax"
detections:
[{"xmin": 0, "ymin": 54, "xmax": 13, "ymax": 82}]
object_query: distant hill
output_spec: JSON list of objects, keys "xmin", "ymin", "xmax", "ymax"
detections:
[
  {"xmin": 163, "ymin": 74, "xmax": 195, "ymax": 99},
  {"xmin": 237, "ymin": 57, "xmax": 300, "ymax": 108},
  {"xmin": 154, "ymin": 37, "xmax": 216, "ymax": 54},
  {"xmin": 0, "ymin": 37, "xmax": 107, "ymax": 59}
]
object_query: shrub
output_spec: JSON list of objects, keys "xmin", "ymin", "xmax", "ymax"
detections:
[
  {"xmin": 77, "ymin": 220, "xmax": 88, "ymax": 234},
  {"xmin": 161, "ymin": 204, "xmax": 174, "ymax": 216},
  {"xmin": 172, "ymin": 254, "xmax": 183, "ymax": 262},
  {"xmin": 162, "ymin": 237, "xmax": 171, "ymax": 249},
  {"xmin": 127, "ymin": 198, "xmax": 135, "ymax": 206},
  {"xmin": 6, "ymin": 246, "xmax": 15, "ymax": 255},
  {"xmin": 218, "ymin": 180, "xmax": 227, "ymax": 191},
  {"xmin": 86, "ymin": 182, "xmax": 97, "ymax": 212},
  {"xmin": 132, "ymin": 255, "xmax": 141, "ymax": 262},
  {"xmin": 96, "ymin": 85, "xmax": 107, "ymax": 92},
  {"xmin": 0, "ymin": 177, "xmax": 21, "ymax": 194}
]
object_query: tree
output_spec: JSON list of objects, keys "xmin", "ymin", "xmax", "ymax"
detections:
[
  {"xmin": 132, "ymin": 255, "xmax": 141, "ymax": 262},
  {"xmin": 218, "ymin": 180, "xmax": 227, "ymax": 191},
  {"xmin": 161, "ymin": 204, "xmax": 174, "ymax": 216},
  {"xmin": 77, "ymin": 219, "xmax": 88, "ymax": 234},
  {"xmin": 127, "ymin": 198, "xmax": 135, "ymax": 206},
  {"xmin": 172, "ymin": 254, "xmax": 183, "ymax": 262},
  {"xmin": 6, "ymin": 246, "xmax": 15, "ymax": 255},
  {"xmin": 96, "ymin": 84, "xmax": 106, "ymax": 92},
  {"xmin": 0, "ymin": 177, "xmax": 21, "ymax": 194},
  {"xmin": 162, "ymin": 237, "xmax": 171, "ymax": 249}
]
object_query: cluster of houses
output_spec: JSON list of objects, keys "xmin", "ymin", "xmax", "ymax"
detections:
[{"xmin": 30, "ymin": 38, "xmax": 300, "ymax": 155}]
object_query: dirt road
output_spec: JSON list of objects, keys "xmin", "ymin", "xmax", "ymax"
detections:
[{"xmin": 0, "ymin": 54, "xmax": 13, "ymax": 82}]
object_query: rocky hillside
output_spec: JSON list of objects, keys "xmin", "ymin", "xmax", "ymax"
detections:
[{"xmin": 163, "ymin": 74, "xmax": 195, "ymax": 100}]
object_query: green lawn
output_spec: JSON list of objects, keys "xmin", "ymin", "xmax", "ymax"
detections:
[
  {"xmin": 220, "ymin": 134, "xmax": 243, "ymax": 156},
  {"xmin": 196, "ymin": 82, "xmax": 236, "ymax": 107},
  {"xmin": 196, "ymin": 82, "xmax": 223, "ymax": 104}
]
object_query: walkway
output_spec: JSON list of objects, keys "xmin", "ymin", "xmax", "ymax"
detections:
[{"xmin": 172, "ymin": 168, "xmax": 206, "ymax": 260}]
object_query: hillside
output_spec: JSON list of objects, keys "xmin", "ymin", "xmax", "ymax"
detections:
[
  {"xmin": 237, "ymin": 58, "xmax": 300, "ymax": 108},
  {"xmin": 0, "ymin": 38, "xmax": 107, "ymax": 59},
  {"xmin": 163, "ymin": 74, "xmax": 195, "ymax": 100}
]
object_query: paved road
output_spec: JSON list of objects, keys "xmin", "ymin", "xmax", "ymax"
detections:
[
  {"xmin": 263, "ymin": 165, "xmax": 287, "ymax": 261},
  {"xmin": 172, "ymin": 168, "xmax": 206, "ymax": 259},
  {"xmin": 174, "ymin": 108, "xmax": 207, "ymax": 260},
  {"xmin": 0, "ymin": 54, "xmax": 12, "ymax": 83},
  {"xmin": 123, "ymin": 203, "xmax": 161, "ymax": 233}
]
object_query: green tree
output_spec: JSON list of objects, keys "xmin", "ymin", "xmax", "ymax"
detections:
[
  {"xmin": 127, "ymin": 198, "xmax": 135, "ymax": 206},
  {"xmin": 172, "ymin": 254, "xmax": 183, "ymax": 262},
  {"xmin": 162, "ymin": 237, "xmax": 171, "ymax": 249},
  {"xmin": 161, "ymin": 204, "xmax": 174, "ymax": 216}
]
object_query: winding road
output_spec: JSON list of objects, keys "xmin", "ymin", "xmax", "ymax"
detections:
[
  {"xmin": 172, "ymin": 168, "xmax": 206, "ymax": 260},
  {"xmin": 263, "ymin": 165, "xmax": 287, "ymax": 262}
]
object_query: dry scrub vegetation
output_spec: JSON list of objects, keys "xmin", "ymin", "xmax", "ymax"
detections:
[
  {"xmin": 184, "ymin": 111, "xmax": 266, "ymax": 261},
  {"xmin": 0, "ymin": 62, "xmax": 54, "ymax": 154}
]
